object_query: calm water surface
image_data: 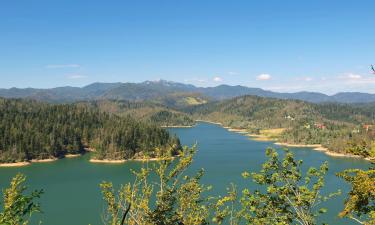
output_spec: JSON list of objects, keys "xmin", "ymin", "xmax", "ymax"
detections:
[{"xmin": 0, "ymin": 123, "xmax": 370, "ymax": 224}]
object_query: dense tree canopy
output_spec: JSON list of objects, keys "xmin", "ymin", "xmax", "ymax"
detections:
[{"xmin": 0, "ymin": 98, "xmax": 180, "ymax": 163}]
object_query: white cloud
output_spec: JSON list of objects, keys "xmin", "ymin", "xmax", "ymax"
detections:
[
  {"xmin": 256, "ymin": 74, "xmax": 271, "ymax": 80},
  {"xmin": 213, "ymin": 76, "xmax": 223, "ymax": 82},
  {"xmin": 46, "ymin": 64, "xmax": 81, "ymax": 69},
  {"xmin": 67, "ymin": 74, "xmax": 87, "ymax": 79}
]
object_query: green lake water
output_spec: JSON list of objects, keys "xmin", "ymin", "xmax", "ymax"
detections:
[{"xmin": 0, "ymin": 122, "xmax": 370, "ymax": 225}]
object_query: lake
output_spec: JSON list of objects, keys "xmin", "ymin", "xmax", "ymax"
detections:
[{"xmin": 0, "ymin": 122, "xmax": 370, "ymax": 224}]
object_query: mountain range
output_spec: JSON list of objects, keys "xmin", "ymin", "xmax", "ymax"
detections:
[{"xmin": 1, "ymin": 80, "xmax": 374, "ymax": 103}]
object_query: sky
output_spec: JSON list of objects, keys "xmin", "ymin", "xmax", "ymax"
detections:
[{"xmin": 1, "ymin": 0, "xmax": 375, "ymax": 94}]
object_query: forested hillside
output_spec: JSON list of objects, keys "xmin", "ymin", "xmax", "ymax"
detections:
[
  {"xmin": 0, "ymin": 98, "xmax": 180, "ymax": 163},
  {"xmin": 186, "ymin": 95, "xmax": 375, "ymax": 157},
  {"xmin": 1, "ymin": 93, "xmax": 374, "ymax": 162},
  {"xmin": 188, "ymin": 95, "xmax": 375, "ymax": 128},
  {"xmin": 81, "ymin": 99, "xmax": 195, "ymax": 127}
]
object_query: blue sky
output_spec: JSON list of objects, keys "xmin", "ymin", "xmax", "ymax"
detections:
[{"xmin": 1, "ymin": 0, "xmax": 374, "ymax": 94}]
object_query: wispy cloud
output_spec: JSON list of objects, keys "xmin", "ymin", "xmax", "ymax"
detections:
[
  {"xmin": 213, "ymin": 76, "xmax": 223, "ymax": 82},
  {"xmin": 228, "ymin": 71, "xmax": 239, "ymax": 75},
  {"xmin": 340, "ymin": 74, "xmax": 375, "ymax": 84},
  {"xmin": 67, "ymin": 74, "xmax": 87, "ymax": 79},
  {"xmin": 337, "ymin": 73, "xmax": 375, "ymax": 84},
  {"xmin": 268, "ymin": 73, "xmax": 375, "ymax": 94},
  {"xmin": 346, "ymin": 73, "xmax": 362, "ymax": 80},
  {"xmin": 256, "ymin": 73, "xmax": 271, "ymax": 81},
  {"xmin": 46, "ymin": 64, "xmax": 81, "ymax": 69},
  {"xmin": 296, "ymin": 76, "xmax": 313, "ymax": 82}
]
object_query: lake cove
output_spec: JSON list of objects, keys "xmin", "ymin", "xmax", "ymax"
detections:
[{"xmin": 0, "ymin": 122, "xmax": 370, "ymax": 225}]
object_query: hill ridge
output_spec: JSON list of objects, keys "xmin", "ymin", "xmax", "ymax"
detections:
[{"xmin": 1, "ymin": 80, "xmax": 375, "ymax": 103}]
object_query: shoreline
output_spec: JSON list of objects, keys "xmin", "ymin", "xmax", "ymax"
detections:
[
  {"xmin": 196, "ymin": 121, "xmax": 371, "ymax": 161},
  {"xmin": 274, "ymin": 142, "xmax": 322, "ymax": 148},
  {"xmin": 89, "ymin": 156, "xmax": 176, "ymax": 164},
  {"xmin": 132, "ymin": 156, "xmax": 176, "ymax": 162},
  {"xmin": 247, "ymin": 134, "xmax": 276, "ymax": 141},
  {"xmin": 30, "ymin": 158, "xmax": 58, "ymax": 163},
  {"xmin": 0, "ymin": 148, "xmax": 178, "ymax": 167},
  {"xmin": 0, "ymin": 158, "xmax": 58, "ymax": 167},
  {"xmin": 274, "ymin": 142, "xmax": 372, "ymax": 161},
  {"xmin": 0, "ymin": 122, "xmax": 371, "ymax": 167},
  {"xmin": 65, "ymin": 154, "xmax": 82, "ymax": 158},
  {"xmin": 161, "ymin": 125, "xmax": 194, "ymax": 128},
  {"xmin": 89, "ymin": 159, "xmax": 126, "ymax": 164},
  {"xmin": 195, "ymin": 119, "xmax": 223, "ymax": 126},
  {"xmin": 0, "ymin": 153, "xmax": 84, "ymax": 168},
  {"xmin": 0, "ymin": 161, "xmax": 31, "ymax": 167},
  {"xmin": 227, "ymin": 128, "xmax": 248, "ymax": 134}
]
